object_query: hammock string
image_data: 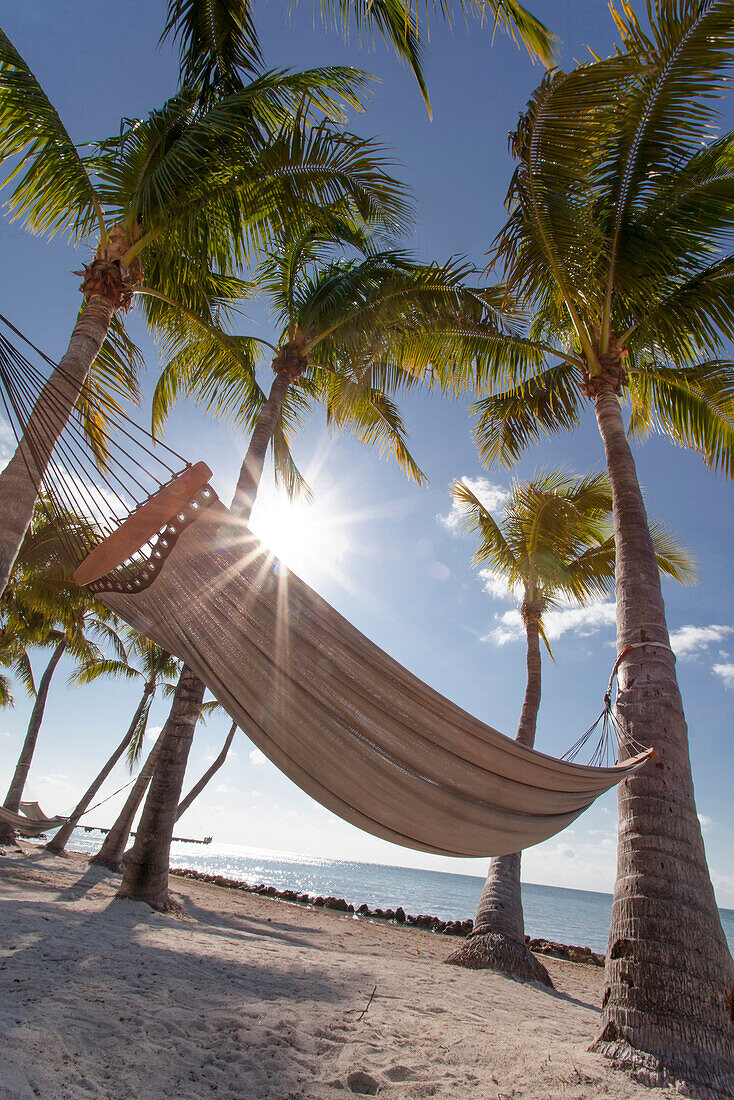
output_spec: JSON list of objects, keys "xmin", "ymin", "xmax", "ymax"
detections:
[
  {"xmin": 0, "ymin": 313, "xmax": 211, "ymax": 592},
  {"xmin": 562, "ymin": 641, "xmax": 672, "ymax": 766}
]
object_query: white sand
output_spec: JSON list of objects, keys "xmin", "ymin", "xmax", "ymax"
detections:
[{"xmin": 0, "ymin": 847, "xmax": 674, "ymax": 1099}]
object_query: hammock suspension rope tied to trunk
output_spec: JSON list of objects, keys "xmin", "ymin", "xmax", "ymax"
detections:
[
  {"xmin": 562, "ymin": 642, "xmax": 670, "ymax": 767},
  {"xmin": 0, "ymin": 314, "xmax": 655, "ymax": 859}
]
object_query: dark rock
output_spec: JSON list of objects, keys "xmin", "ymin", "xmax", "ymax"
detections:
[
  {"xmin": 415, "ymin": 915, "xmax": 432, "ymax": 928},
  {"xmin": 461, "ymin": 920, "xmax": 474, "ymax": 935},
  {"xmin": 372, "ymin": 908, "xmax": 385, "ymax": 919},
  {"xmin": 434, "ymin": 920, "xmax": 446, "ymax": 933},
  {"xmin": 383, "ymin": 909, "xmax": 395, "ymax": 921},
  {"xmin": 281, "ymin": 889, "xmax": 298, "ymax": 901},
  {"xmin": 394, "ymin": 907, "xmax": 406, "ymax": 924},
  {"xmin": 346, "ymin": 1070, "xmax": 380, "ymax": 1095},
  {"xmin": 356, "ymin": 903, "xmax": 370, "ymax": 915},
  {"xmin": 347, "ymin": 903, "xmax": 355, "ymax": 913},
  {"xmin": 325, "ymin": 897, "xmax": 349, "ymax": 912},
  {"xmin": 313, "ymin": 896, "xmax": 325, "ymax": 906},
  {"xmin": 298, "ymin": 894, "xmax": 310, "ymax": 904}
]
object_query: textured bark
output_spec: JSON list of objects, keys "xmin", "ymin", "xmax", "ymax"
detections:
[
  {"xmin": 175, "ymin": 721, "xmax": 236, "ymax": 821},
  {"xmin": 89, "ymin": 732, "xmax": 163, "ymax": 871},
  {"xmin": 589, "ymin": 383, "xmax": 734, "ymax": 1099},
  {"xmin": 231, "ymin": 369, "xmax": 291, "ymax": 521},
  {"xmin": 116, "ymin": 665, "xmax": 206, "ymax": 909},
  {"xmin": 0, "ymin": 639, "xmax": 67, "ymax": 844},
  {"xmin": 446, "ymin": 615, "xmax": 552, "ymax": 986},
  {"xmin": 45, "ymin": 683, "xmax": 155, "ymax": 854},
  {"xmin": 0, "ymin": 296, "xmax": 115, "ymax": 597}
]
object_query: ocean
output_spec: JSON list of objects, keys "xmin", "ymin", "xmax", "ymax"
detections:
[{"xmin": 63, "ymin": 830, "xmax": 734, "ymax": 956}]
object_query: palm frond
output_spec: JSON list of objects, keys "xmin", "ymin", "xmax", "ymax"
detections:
[
  {"xmin": 0, "ymin": 27, "xmax": 104, "ymax": 241},
  {"xmin": 161, "ymin": 0, "xmax": 263, "ymax": 98},
  {"xmin": 627, "ymin": 359, "xmax": 734, "ymax": 477},
  {"xmin": 472, "ymin": 361, "xmax": 583, "ymax": 467}
]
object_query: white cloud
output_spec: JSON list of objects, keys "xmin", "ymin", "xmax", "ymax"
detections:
[
  {"xmin": 669, "ymin": 624, "xmax": 733, "ymax": 659},
  {"xmin": 713, "ymin": 663, "xmax": 734, "ymax": 689},
  {"xmin": 483, "ymin": 609, "xmax": 524, "ymax": 646},
  {"xmin": 478, "ymin": 567, "xmax": 515, "ymax": 602},
  {"xmin": 146, "ymin": 725, "xmax": 162, "ymax": 742},
  {"xmin": 698, "ymin": 814, "xmax": 713, "ymax": 832},
  {"xmin": 249, "ymin": 748, "xmax": 268, "ymax": 766},
  {"xmin": 438, "ymin": 476, "xmax": 509, "ymax": 533},
  {"xmin": 482, "ymin": 600, "xmax": 617, "ymax": 646}
]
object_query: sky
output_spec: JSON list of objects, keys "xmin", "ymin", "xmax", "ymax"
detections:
[{"xmin": 1, "ymin": 1, "xmax": 733, "ymax": 906}]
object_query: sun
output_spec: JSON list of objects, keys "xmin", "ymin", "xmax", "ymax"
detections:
[{"xmin": 248, "ymin": 487, "xmax": 350, "ymax": 583}]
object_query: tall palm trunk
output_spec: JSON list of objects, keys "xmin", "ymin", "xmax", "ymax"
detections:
[
  {"xmin": 89, "ymin": 729, "xmax": 164, "ymax": 872},
  {"xmin": 117, "ymin": 665, "xmax": 205, "ymax": 908},
  {"xmin": 45, "ymin": 681, "xmax": 155, "ymax": 855},
  {"xmin": 445, "ymin": 613, "xmax": 552, "ymax": 985},
  {"xmin": 589, "ymin": 383, "xmax": 734, "ymax": 1097},
  {"xmin": 0, "ymin": 295, "xmax": 115, "ymax": 596},
  {"xmin": 117, "ymin": 366, "xmax": 294, "ymax": 907},
  {"xmin": 175, "ymin": 720, "xmax": 237, "ymax": 821},
  {"xmin": 0, "ymin": 638, "xmax": 67, "ymax": 844},
  {"xmin": 232, "ymin": 368, "xmax": 292, "ymax": 519}
]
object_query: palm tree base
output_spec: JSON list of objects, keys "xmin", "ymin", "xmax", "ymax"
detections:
[
  {"xmin": 115, "ymin": 884, "xmax": 187, "ymax": 917},
  {"xmin": 590, "ymin": 1034, "xmax": 734, "ymax": 1100},
  {"xmin": 444, "ymin": 931, "xmax": 553, "ymax": 987},
  {"xmin": 88, "ymin": 852, "xmax": 124, "ymax": 873}
]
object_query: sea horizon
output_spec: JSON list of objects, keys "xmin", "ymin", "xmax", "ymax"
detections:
[{"xmin": 63, "ymin": 830, "xmax": 734, "ymax": 956}]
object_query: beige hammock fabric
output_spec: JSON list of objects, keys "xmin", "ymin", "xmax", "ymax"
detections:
[
  {"xmin": 99, "ymin": 500, "xmax": 651, "ymax": 858},
  {"xmin": 0, "ymin": 802, "xmax": 67, "ymax": 837}
]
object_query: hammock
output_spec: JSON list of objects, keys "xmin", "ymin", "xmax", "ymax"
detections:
[
  {"xmin": 0, "ymin": 316, "xmax": 653, "ymax": 858},
  {"xmin": 0, "ymin": 802, "xmax": 67, "ymax": 838}
]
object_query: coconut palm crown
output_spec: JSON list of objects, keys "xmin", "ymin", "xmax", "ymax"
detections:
[{"xmin": 150, "ymin": 215, "xmax": 523, "ymax": 513}]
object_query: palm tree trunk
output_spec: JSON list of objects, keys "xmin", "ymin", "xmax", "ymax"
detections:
[
  {"xmin": 445, "ymin": 614, "xmax": 552, "ymax": 985},
  {"xmin": 116, "ymin": 665, "xmax": 206, "ymax": 909},
  {"xmin": 231, "ymin": 369, "xmax": 291, "ymax": 521},
  {"xmin": 0, "ymin": 296, "xmax": 116, "ymax": 597},
  {"xmin": 115, "ymin": 370, "xmax": 291, "ymax": 906},
  {"xmin": 45, "ymin": 682, "xmax": 154, "ymax": 855},
  {"xmin": 175, "ymin": 720, "xmax": 236, "ymax": 822},
  {"xmin": 589, "ymin": 383, "xmax": 734, "ymax": 1097},
  {"xmin": 0, "ymin": 638, "xmax": 67, "ymax": 844},
  {"xmin": 88, "ymin": 730, "xmax": 163, "ymax": 872}
]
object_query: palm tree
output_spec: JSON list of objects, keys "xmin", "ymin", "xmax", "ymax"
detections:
[
  {"xmin": 89, "ymin": 691, "xmax": 226, "ymax": 871},
  {"xmin": 175, "ymin": 717, "xmax": 238, "ymax": 823},
  {"xmin": 414, "ymin": 3, "xmax": 734, "ymax": 1091},
  {"xmin": 45, "ymin": 634, "xmax": 181, "ymax": 855},
  {"xmin": 0, "ymin": 21, "xmax": 402, "ymax": 596},
  {"xmin": 88, "ymin": 729, "xmax": 167, "ymax": 872},
  {"xmin": 160, "ymin": 0, "xmax": 557, "ymax": 117},
  {"xmin": 116, "ymin": 221, "xmax": 519, "ymax": 909},
  {"xmin": 443, "ymin": 470, "xmax": 693, "ymax": 985},
  {"xmin": 0, "ymin": 508, "xmax": 124, "ymax": 844}
]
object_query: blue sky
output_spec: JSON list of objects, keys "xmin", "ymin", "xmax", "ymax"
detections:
[{"xmin": 1, "ymin": 1, "xmax": 733, "ymax": 905}]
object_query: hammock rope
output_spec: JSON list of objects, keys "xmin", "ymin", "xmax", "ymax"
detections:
[
  {"xmin": 0, "ymin": 312, "xmax": 215, "ymax": 593},
  {"xmin": 562, "ymin": 641, "xmax": 672, "ymax": 766},
  {"xmin": 0, "ymin": 315, "xmax": 655, "ymax": 859}
]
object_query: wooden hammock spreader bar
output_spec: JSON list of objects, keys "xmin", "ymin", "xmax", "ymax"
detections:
[{"xmin": 74, "ymin": 462, "xmax": 213, "ymax": 585}]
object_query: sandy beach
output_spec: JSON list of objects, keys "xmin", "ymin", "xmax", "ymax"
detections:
[{"xmin": 0, "ymin": 846, "xmax": 677, "ymax": 1100}]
